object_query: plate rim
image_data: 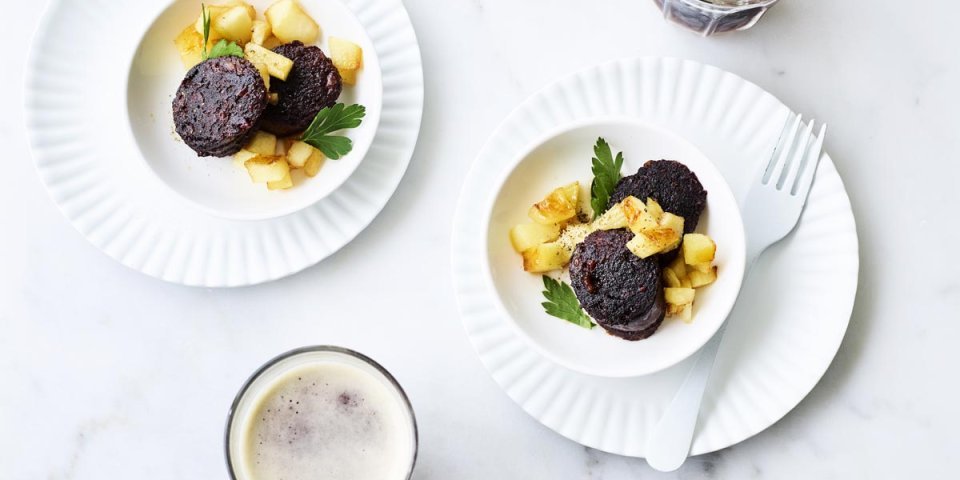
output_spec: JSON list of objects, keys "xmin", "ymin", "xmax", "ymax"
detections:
[{"xmin": 451, "ymin": 55, "xmax": 860, "ymax": 456}]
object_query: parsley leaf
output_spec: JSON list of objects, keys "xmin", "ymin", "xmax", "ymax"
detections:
[
  {"xmin": 541, "ymin": 276, "xmax": 594, "ymax": 329},
  {"xmin": 589, "ymin": 137, "xmax": 624, "ymax": 217},
  {"xmin": 208, "ymin": 39, "xmax": 244, "ymax": 59},
  {"xmin": 300, "ymin": 104, "xmax": 366, "ymax": 160}
]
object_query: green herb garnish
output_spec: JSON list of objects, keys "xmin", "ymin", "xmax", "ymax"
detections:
[
  {"xmin": 208, "ymin": 39, "xmax": 244, "ymax": 59},
  {"xmin": 201, "ymin": 4, "xmax": 212, "ymax": 60},
  {"xmin": 541, "ymin": 276, "xmax": 594, "ymax": 329},
  {"xmin": 589, "ymin": 137, "xmax": 624, "ymax": 218},
  {"xmin": 300, "ymin": 103, "xmax": 366, "ymax": 160}
]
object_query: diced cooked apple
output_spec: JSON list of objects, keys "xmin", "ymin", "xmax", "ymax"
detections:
[
  {"xmin": 666, "ymin": 303, "xmax": 683, "ymax": 316},
  {"xmin": 265, "ymin": 0, "xmax": 320, "ymax": 44},
  {"xmin": 626, "ymin": 227, "xmax": 681, "ymax": 259},
  {"xmin": 645, "ymin": 198, "xmax": 664, "ymax": 221},
  {"xmin": 679, "ymin": 304, "xmax": 693, "ymax": 323},
  {"xmin": 667, "ymin": 254, "xmax": 687, "ymax": 282},
  {"xmin": 592, "ymin": 203, "xmax": 627, "ymax": 230},
  {"xmin": 251, "ymin": 20, "xmax": 272, "ymax": 45},
  {"xmin": 528, "ymin": 182, "xmax": 580, "ymax": 225},
  {"xmin": 174, "ymin": 25, "xmax": 210, "ymax": 69},
  {"xmin": 663, "ymin": 268, "xmax": 681, "ymax": 288},
  {"xmin": 620, "ymin": 196, "xmax": 658, "ymax": 234},
  {"xmin": 689, "ymin": 262, "xmax": 712, "ymax": 273},
  {"xmin": 196, "ymin": 6, "xmax": 229, "ymax": 39},
  {"xmin": 215, "ymin": 6, "xmax": 253, "ymax": 43},
  {"xmin": 683, "ymin": 233, "xmax": 716, "ymax": 265},
  {"xmin": 510, "ymin": 223, "xmax": 561, "ymax": 253},
  {"xmin": 521, "ymin": 242, "xmax": 570, "ymax": 273},
  {"xmin": 232, "ymin": 149, "xmax": 258, "ymax": 168},
  {"xmin": 267, "ymin": 171, "xmax": 294, "ymax": 190},
  {"xmin": 250, "ymin": 61, "xmax": 270, "ymax": 90},
  {"xmin": 286, "ymin": 140, "xmax": 317, "ymax": 168},
  {"xmin": 659, "ymin": 212, "xmax": 685, "ymax": 237},
  {"xmin": 329, "ymin": 37, "xmax": 363, "ymax": 85},
  {"xmin": 665, "ymin": 287, "xmax": 695, "ymax": 306},
  {"xmin": 556, "ymin": 223, "xmax": 593, "ymax": 252},
  {"xmin": 262, "ymin": 35, "xmax": 284, "ymax": 49},
  {"xmin": 688, "ymin": 267, "xmax": 717, "ymax": 288},
  {"xmin": 244, "ymin": 43, "xmax": 294, "ymax": 80},
  {"xmin": 303, "ymin": 151, "xmax": 324, "ymax": 177},
  {"xmin": 244, "ymin": 156, "xmax": 290, "ymax": 183},
  {"xmin": 223, "ymin": 0, "xmax": 257, "ymax": 20},
  {"xmin": 245, "ymin": 131, "xmax": 277, "ymax": 155}
]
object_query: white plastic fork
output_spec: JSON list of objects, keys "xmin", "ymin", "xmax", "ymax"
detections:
[{"xmin": 645, "ymin": 114, "xmax": 827, "ymax": 472}]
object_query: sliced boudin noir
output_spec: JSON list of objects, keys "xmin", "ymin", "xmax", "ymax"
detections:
[
  {"xmin": 172, "ymin": 56, "xmax": 268, "ymax": 157},
  {"xmin": 569, "ymin": 229, "xmax": 666, "ymax": 341},
  {"xmin": 260, "ymin": 41, "xmax": 343, "ymax": 137},
  {"xmin": 608, "ymin": 160, "xmax": 707, "ymax": 233}
]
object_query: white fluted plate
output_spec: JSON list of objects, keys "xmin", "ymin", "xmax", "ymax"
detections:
[
  {"xmin": 25, "ymin": 0, "xmax": 423, "ymax": 287},
  {"xmin": 451, "ymin": 57, "xmax": 859, "ymax": 457}
]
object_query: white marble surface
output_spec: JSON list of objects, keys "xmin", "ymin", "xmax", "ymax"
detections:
[{"xmin": 2, "ymin": 0, "xmax": 958, "ymax": 478}]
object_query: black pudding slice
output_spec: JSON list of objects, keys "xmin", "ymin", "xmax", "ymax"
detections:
[
  {"xmin": 608, "ymin": 160, "xmax": 707, "ymax": 233},
  {"xmin": 261, "ymin": 41, "xmax": 343, "ymax": 137},
  {"xmin": 569, "ymin": 229, "xmax": 666, "ymax": 341},
  {"xmin": 172, "ymin": 56, "xmax": 268, "ymax": 157}
]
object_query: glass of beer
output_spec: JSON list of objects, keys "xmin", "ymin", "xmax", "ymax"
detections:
[
  {"xmin": 652, "ymin": 0, "xmax": 781, "ymax": 36},
  {"xmin": 226, "ymin": 346, "xmax": 418, "ymax": 480}
]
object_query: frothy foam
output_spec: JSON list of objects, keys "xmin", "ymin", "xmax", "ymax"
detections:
[{"xmin": 230, "ymin": 357, "xmax": 415, "ymax": 480}]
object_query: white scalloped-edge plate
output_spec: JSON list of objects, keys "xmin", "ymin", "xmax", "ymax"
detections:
[
  {"xmin": 25, "ymin": 0, "xmax": 423, "ymax": 287},
  {"xmin": 452, "ymin": 57, "xmax": 859, "ymax": 457}
]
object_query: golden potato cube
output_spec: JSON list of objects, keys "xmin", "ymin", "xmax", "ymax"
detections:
[
  {"xmin": 626, "ymin": 228, "xmax": 681, "ymax": 259},
  {"xmin": 233, "ymin": 149, "xmax": 258, "ymax": 168},
  {"xmin": 666, "ymin": 303, "xmax": 683, "ymax": 316},
  {"xmin": 215, "ymin": 6, "xmax": 253, "ymax": 43},
  {"xmin": 593, "ymin": 203, "xmax": 628, "ymax": 230},
  {"xmin": 679, "ymin": 304, "xmax": 693, "ymax": 323},
  {"xmin": 267, "ymin": 171, "xmax": 294, "ymax": 190},
  {"xmin": 251, "ymin": 20, "xmax": 272, "ymax": 45},
  {"xmin": 196, "ymin": 5, "xmax": 229, "ymax": 39},
  {"xmin": 645, "ymin": 197, "xmax": 664, "ymax": 221},
  {"xmin": 244, "ymin": 42, "xmax": 294, "ymax": 80},
  {"xmin": 244, "ymin": 156, "xmax": 289, "ymax": 183},
  {"xmin": 528, "ymin": 182, "xmax": 579, "ymax": 225},
  {"xmin": 521, "ymin": 242, "xmax": 570, "ymax": 273},
  {"xmin": 659, "ymin": 212, "xmax": 685, "ymax": 237},
  {"xmin": 249, "ymin": 61, "xmax": 270, "ymax": 90},
  {"xmin": 339, "ymin": 67, "xmax": 358, "ymax": 86},
  {"xmin": 688, "ymin": 267, "xmax": 717, "ymax": 288},
  {"xmin": 665, "ymin": 287, "xmax": 696, "ymax": 306},
  {"xmin": 223, "ymin": 0, "xmax": 257, "ymax": 20},
  {"xmin": 266, "ymin": 0, "xmax": 320, "ymax": 44},
  {"xmin": 303, "ymin": 151, "xmax": 324, "ymax": 177},
  {"xmin": 262, "ymin": 35, "xmax": 284, "ymax": 49},
  {"xmin": 245, "ymin": 131, "xmax": 277, "ymax": 155},
  {"xmin": 330, "ymin": 37, "xmax": 363, "ymax": 70},
  {"xmin": 683, "ymin": 233, "xmax": 717, "ymax": 265},
  {"xmin": 286, "ymin": 141, "xmax": 317, "ymax": 168},
  {"xmin": 689, "ymin": 261, "xmax": 712, "ymax": 273},
  {"xmin": 663, "ymin": 268, "xmax": 681, "ymax": 288},
  {"xmin": 620, "ymin": 196, "xmax": 658, "ymax": 234},
  {"xmin": 510, "ymin": 223, "xmax": 561, "ymax": 253},
  {"xmin": 174, "ymin": 25, "xmax": 208, "ymax": 69},
  {"xmin": 557, "ymin": 223, "xmax": 594, "ymax": 251}
]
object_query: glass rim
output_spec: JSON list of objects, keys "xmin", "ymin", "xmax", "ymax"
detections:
[
  {"xmin": 223, "ymin": 345, "xmax": 419, "ymax": 480},
  {"xmin": 670, "ymin": 0, "xmax": 780, "ymax": 12}
]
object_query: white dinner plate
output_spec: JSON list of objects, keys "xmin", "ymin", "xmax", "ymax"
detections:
[
  {"xmin": 452, "ymin": 57, "xmax": 859, "ymax": 456},
  {"xmin": 25, "ymin": 0, "xmax": 423, "ymax": 287}
]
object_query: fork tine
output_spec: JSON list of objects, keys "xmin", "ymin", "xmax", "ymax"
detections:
[
  {"xmin": 764, "ymin": 113, "xmax": 803, "ymax": 185},
  {"xmin": 792, "ymin": 123, "xmax": 827, "ymax": 198},
  {"xmin": 779, "ymin": 119, "xmax": 815, "ymax": 190}
]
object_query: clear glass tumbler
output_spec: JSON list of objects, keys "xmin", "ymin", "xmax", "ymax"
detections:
[{"xmin": 653, "ymin": 0, "xmax": 780, "ymax": 36}]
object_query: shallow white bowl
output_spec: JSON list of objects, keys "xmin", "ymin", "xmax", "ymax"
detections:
[
  {"xmin": 483, "ymin": 118, "xmax": 746, "ymax": 378},
  {"xmin": 127, "ymin": 0, "xmax": 383, "ymax": 221}
]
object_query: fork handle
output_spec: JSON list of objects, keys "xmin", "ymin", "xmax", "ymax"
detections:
[{"xmin": 645, "ymin": 247, "xmax": 763, "ymax": 472}]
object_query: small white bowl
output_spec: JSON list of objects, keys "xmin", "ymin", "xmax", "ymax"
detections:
[
  {"xmin": 126, "ymin": 0, "xmax": 383, "ymax": 221},
  {"xmin": 483, "ymin": 118, "xmax": 746, "ymax": 378}
]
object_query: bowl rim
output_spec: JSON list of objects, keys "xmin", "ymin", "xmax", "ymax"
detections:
[
  {"xmin": 123, "ymin": 0, "xmax": 384, "ymax": 222},
  {"xmin": 480, "ymin": 116, "xmax": 747, "ymax": 377}
]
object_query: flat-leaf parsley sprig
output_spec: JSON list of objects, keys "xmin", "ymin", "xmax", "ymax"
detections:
[
  {"xmin": 541, "ymin": 276, "xmax": 594, "ymax": 330},
  {"xmin": 589, "ymin": 137, "xmax": 624, "ymax": 218},
  {"xmin": 300, "ymin": 103, "xmax": 366, "ymax": 160}
]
